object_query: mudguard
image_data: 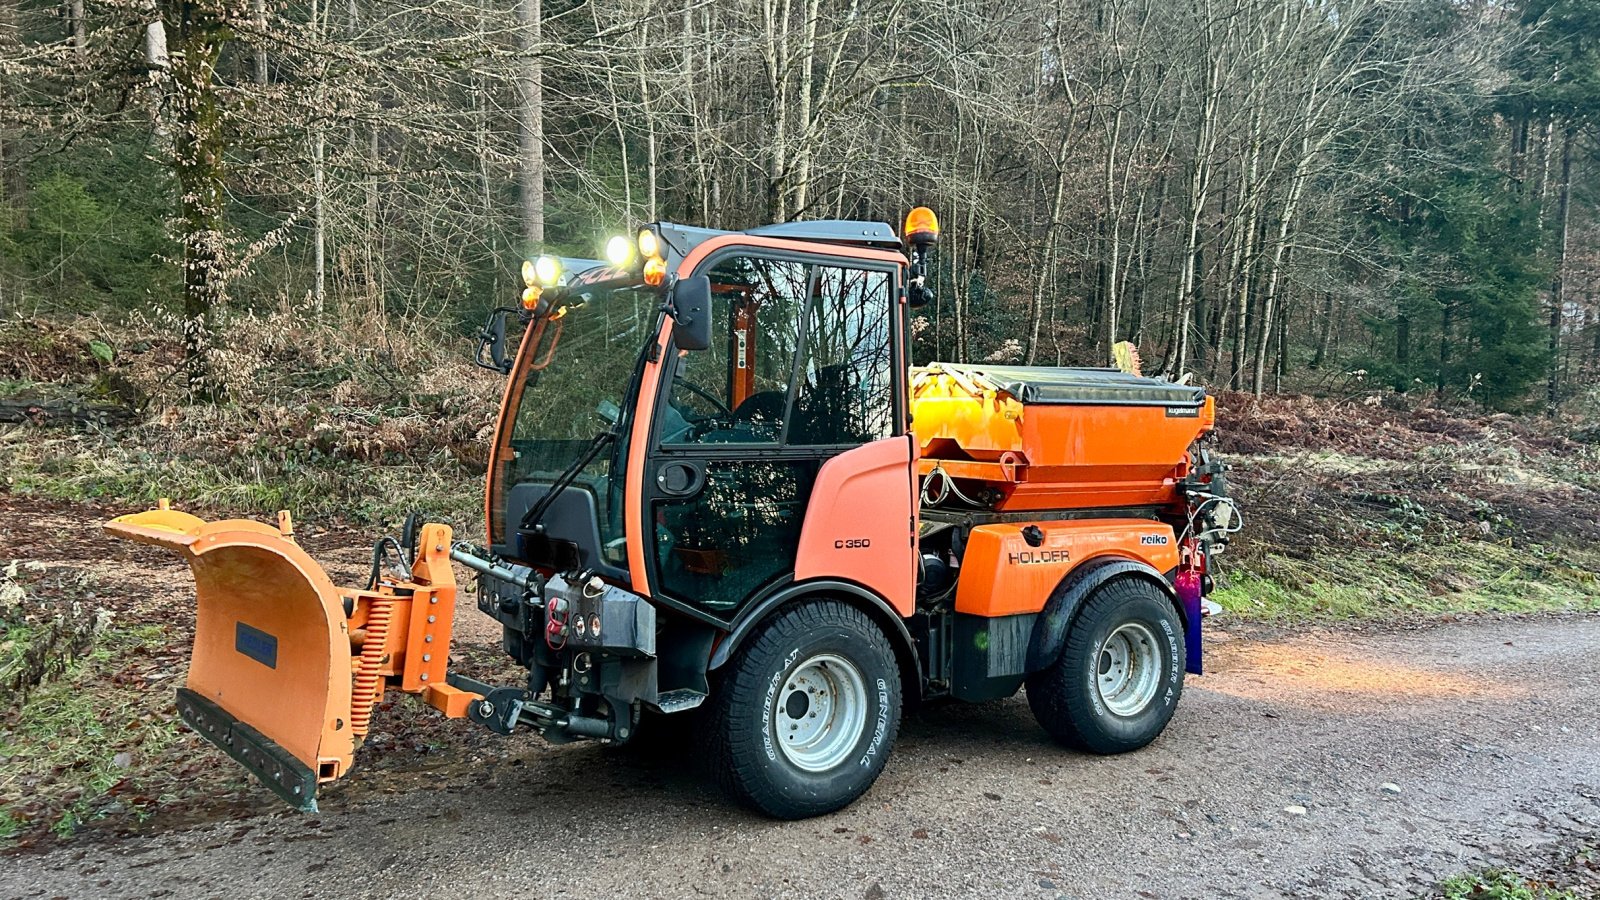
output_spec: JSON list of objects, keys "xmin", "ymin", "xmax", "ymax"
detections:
[{"xmin": 1025, "ymin": 558, "xmax": 1192, "ymax": 675}]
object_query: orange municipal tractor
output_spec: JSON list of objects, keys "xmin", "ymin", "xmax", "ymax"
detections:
[{"xmin": 106, "ymin": 209, "xmax": 1239, "ymax": 819}]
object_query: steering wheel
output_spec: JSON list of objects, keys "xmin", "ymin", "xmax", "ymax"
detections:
[{"xmin": 674, "ymin": 378, "xmax": 732, "ymax": 419}]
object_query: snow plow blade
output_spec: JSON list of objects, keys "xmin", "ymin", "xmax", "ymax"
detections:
[{"xmin": 104, "ymin": 502, "xmax": 476, "ymax": 812}]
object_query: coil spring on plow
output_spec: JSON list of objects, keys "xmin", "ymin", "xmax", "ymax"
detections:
[{"xmin": 351, "ymin": 597, "xmax": 397, "ymax": 739}]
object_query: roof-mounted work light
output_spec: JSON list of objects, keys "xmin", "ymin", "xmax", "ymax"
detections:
[
  {"xmin": 637, "ymin": 227, "xmax": 661, "ymax": 260},
  {"xmin": 533, "ymin": 255, "xmax": 561, "ymax": 286}
]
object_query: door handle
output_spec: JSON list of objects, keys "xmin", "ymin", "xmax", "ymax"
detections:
[{"xmin": 656, "ymin": 461, "xmax": 705, "ymax": 497}]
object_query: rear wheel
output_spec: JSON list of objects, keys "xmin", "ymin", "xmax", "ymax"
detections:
[
  {"xmin": 1026, "ymin": 578, "xmax": 1184, "ymax": 754},
  {"xmin": 706, "ymin": 601, "xmax": 901, "ymax": 819}
]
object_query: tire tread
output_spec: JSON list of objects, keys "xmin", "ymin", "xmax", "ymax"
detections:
[{"xmin": 705, "ymin": 600, "xmax": 901, "ymax": 819}]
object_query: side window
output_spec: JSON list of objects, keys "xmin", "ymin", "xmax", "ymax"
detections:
[
  {"xmin": 663, "ymin": 257, "xmax": 806, "ymax": 445},
  {"xmin": 789, "ymin": 266, "xmax": 894, "ymax": 445}
]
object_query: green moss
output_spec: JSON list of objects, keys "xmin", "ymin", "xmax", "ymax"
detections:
[
  {"xmin": 1216, "ymin": 541, "xmax": 1600, "ymax": 622},
  {"xmin": 0, "ymin": 625, "xmax": 183, "ymax": 842},
  {"xmin": 1438, "ymin": 868, "xmax": 1583, "ymax": 900}
]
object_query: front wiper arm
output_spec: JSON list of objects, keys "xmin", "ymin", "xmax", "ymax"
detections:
[
  {"xmin": 517, "ymin": 327, "xmax": 657, "ymax": 539},
  {"xmin": 518, "ymin": 430, "xmax": 616, "ymax": 535}
]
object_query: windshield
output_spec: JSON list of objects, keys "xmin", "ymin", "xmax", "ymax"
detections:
[{"xmin": 491, "ymin": 280, "xmax": 661, "ymax": 564}]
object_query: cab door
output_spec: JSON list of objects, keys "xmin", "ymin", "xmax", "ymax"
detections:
[{"xmin": 642, "ymin": 251, "xmax": 902, "ymax": 621}]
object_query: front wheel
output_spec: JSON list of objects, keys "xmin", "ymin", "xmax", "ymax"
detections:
[
  {"xmin": 1026, "ymin": 578, "xmax": 1185, "ymax": 754},
  {"xmin": 706, "ymin": 601, "xmax": 902, "ymax": 819}
]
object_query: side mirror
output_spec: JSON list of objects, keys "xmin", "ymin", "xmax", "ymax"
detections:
[
  {"xmin": 671, "ymin": 275, "xmax": 713, "ymax": 352},
  {"xmin": 473, "ymin": 306, "xmax": 517, "ymax": 375}
]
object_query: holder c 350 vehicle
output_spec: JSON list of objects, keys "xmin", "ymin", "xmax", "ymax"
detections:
[{"xmin": 106, "ymin": 208, "xmax": 1238, "ymax": 819}]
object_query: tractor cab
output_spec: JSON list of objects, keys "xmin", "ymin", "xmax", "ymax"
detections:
[{"xmin": 479, "ymin": 219, "xmax": 918, "ymax": 627}]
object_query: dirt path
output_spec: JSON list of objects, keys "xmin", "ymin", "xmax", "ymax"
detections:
[{"xmin": 3, "ymin": 612, "xmax": 1596, "ymax": 899}]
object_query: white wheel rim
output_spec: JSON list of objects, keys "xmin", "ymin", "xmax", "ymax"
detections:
[
  {"xmin": 1096, "ymin": 622, "xmax": 1162, "ymax": 717},
  {"xmin": 773, "ymin": 653, "xmax": 868, "ymax": 772}
]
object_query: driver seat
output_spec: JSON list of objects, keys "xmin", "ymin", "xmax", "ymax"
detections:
[{"xmin": 732, "ymin": 391, "xmax": 787, "ymax": 429}]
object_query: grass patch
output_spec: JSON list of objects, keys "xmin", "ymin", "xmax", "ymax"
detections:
[
  {"xmin": 1215, "ymin": 540, "xmax": 1600, "ymax": 622},
  {"xmin": 1438, "ymin": 867, "xmax": 1587, "ymax": 899},
  {"xmin": 0, "ymin": 428, "xmax": 483, "ymax": 529},
  {"xmin": 0, "ymin": 619, "xmax": 184, "ymax": 842}
]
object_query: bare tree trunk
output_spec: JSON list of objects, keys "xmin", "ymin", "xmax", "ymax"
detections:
[
  {"xmin": 1171, "ymin": 51, "xmax": 1224, "ymax": 377},
  {"xmin": 160, "ymin": 0, "xmax": 230, "ymax": 400},
  {"xmin": 1253, "ymin": 178, "xmax": 1305, "ymax": 395},
  {"xmin": 69, "ymin": 0, "xmax": 86, "ymax": 59},
  {"xmin": 635, "ymin": 17, "xmax": 658, "ymax": 221},
  {"xmin": 595, "ymin": 2, "xmax": 633, "ymax": 220},
  {"xmin": 761, "ymin": 0, "xmax": 793, "ymax": 221},
  {"xmin": 1546, "ymin": 123, "xmax": 1574, "ymax": 414},
  {"xmin": 312, "ymin": 129, "xmax": 326, "ymax": 312},
  {"xmin": 1310, "ymin": 291, "xmax": 1335, "ymax": 369},
  {"xmin": 1027, "ymin": 145, "xmax": 1069, "ymax": 365},
  {"xmin": 518, "ymin": 0, "xmax": 544, "ymax": 247},
  {"xmin": 252, "ymin": 0, "xmax": 267, "ymax": 84}
]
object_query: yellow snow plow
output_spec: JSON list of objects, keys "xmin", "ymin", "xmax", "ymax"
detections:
[{"xmin": 104, "ymin": 501, "xmax": 480, "ymax": 811}]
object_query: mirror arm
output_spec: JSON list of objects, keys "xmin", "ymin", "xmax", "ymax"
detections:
[
  {"xmin": 473, "ymin": 306, "xmax": 522, "ymax": 375},
  {"xmin": 906, "ymin": 245, "xmax": 935, "ymax": 308}
]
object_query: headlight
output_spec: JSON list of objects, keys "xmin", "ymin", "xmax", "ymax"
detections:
[
  {"xmin": 637, "ymin": 228, "xmax": 660, "ymax": 260},
  {"xmin": 521, "ymin": 259, "xmax": 537, "ymax": 287},
  {"xmin": 534, "ymin": 255, "xmax": 561, "ymax": 286},
  {"xmin": 605, "ymin": 235, "xmax": 634, "ymax": 267}
]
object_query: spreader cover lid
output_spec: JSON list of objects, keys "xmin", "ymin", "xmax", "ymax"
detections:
[{"xmin": 932, "ymin": 364, "xmax": 1207, "ymax": 408}]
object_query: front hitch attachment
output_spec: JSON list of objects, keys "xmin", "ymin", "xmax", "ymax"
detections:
[
  {"xmin": 468, "ymin": 687, "xmax": 530, "ymax": 736},
  {"xmin": 463, "ymin": 682, "xmax": 622, "ymax": 744},
  {"xmin": 103, "ymin": 502, "xmax": 482, "ymax": 812}
]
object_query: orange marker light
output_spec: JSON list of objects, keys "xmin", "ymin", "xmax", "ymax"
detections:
[
  {"xmin": 643, "ymin": 255, "xmax": 668, "ymax": 287},
  {"xmin": 521, "ymin": 285, "xmax": 542, "ymax": 311},
  {"xmin": 904, "ymin": 206, "xmax": 940, "ymax": 245}
]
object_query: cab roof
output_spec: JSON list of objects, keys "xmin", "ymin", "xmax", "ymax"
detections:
[{"xmin": 654, "ymin": 220, "xmax": 901, "ymax": 259}]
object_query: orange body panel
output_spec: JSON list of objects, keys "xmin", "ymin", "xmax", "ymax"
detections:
[
  {"xmin": 485, "ymin": 319, "xmax": 540, "ymax": 548},
  {"xmin": 793, "ymin": 436, "xmax": 918, "ymax": 616},
  {"xmin": 953, "ymin": 520, "xmax": 1179, "ymax": 617},
  {"xmin": 624, "ymin": 318, "xmax": 675, "ymax": 597},
  {"xmin": 105, "ymin": 510, "xmax": 360, "ymax": 780}
]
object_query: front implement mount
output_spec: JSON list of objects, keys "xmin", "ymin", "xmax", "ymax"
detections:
[{"xmin": 104, "ymin": 502, "xmax": 479, "ymax": 811}]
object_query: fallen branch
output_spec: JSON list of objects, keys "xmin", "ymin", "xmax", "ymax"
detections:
[{"xmin": 0, "ymin": 400, "xmax": 139, "ymax": 427}]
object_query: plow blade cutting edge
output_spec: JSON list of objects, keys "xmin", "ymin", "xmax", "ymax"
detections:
[{"xmin": 104, "ymin": 502, "xmax": 476, "ymax": 811}]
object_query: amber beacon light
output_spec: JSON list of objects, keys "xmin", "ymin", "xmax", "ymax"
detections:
[{"xmin": 903, "ymin": 206, "xmax": 941, "ymax": 247}]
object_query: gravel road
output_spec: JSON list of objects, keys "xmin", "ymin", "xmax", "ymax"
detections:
[{"xmin": 5, "ymin": 614, "xmax": 1597, "ymax": 899}]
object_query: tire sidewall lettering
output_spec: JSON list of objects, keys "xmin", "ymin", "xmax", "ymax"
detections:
[
  {"xmin": 762, "ymin": 647, "xmax": 802, "ymax": 763},
  {"xmin": 1084, "ymin": 604, "xmax": 1179, "ymax": 721},
  {"xmin": 859, "ymin": 678, "xmax": 890, "ymax": 767}
]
